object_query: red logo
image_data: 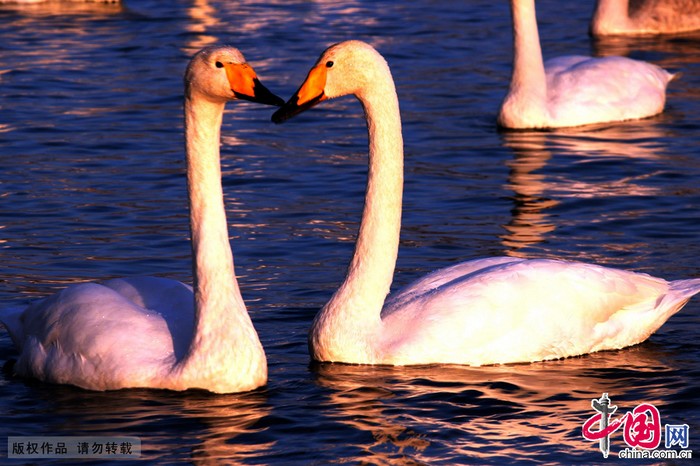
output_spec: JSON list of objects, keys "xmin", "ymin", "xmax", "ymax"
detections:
[{"xmin": 582, "ymin": 394, "xmax": 662, "ymax": 457}]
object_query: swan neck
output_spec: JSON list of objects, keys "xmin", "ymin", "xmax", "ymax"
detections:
[
  {"xmin": 352, "ymin": 85, "xmax": 403, "ymax": 304},
  {"xmin": 312, "ymin": 65, "xmax": 403, "ymax": 361},
  {"xmin": 509, "ymin": 0, "xmax": 547, "ymax": 102},
  {"xmin": 591, "ymin": 0, "xmax": 630, "ymax": 34},
  {"xmin": 176, "ymin": 91, "xmax": 265, "ymax": 388},
  {"xmin": 498, "ymin": 0, "xmax": 549, "ymax": 127},
  {"xmin": 184, "ymin": 95, "xmax": 236, "ymax": 308}
]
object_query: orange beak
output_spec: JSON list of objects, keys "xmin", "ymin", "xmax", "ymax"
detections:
[
  {"xmin": 272, "ymin": 63, "xmax": 328, "ymax": 123},
  {"xmin": 224, "ymin": 63, "xmax": 284, "ymax": 107}
]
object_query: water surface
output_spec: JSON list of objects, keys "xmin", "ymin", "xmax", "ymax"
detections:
[{"xmin": 1, "ymin": 0, "xmax": 700, "ymax": 463}]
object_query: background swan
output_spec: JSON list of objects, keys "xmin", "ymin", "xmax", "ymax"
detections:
[
  {"xmin": 498, "ymin": 0, "xmax": 674, "ymax": 129},
  {"xmin": 591, "ymin": 0, "xmax": 700, "ymax": 36},
  {"xmin": 272, "ymin": 40, "xmax": 700, "ymax": 366},
  {"xmin": 0, "ymin": 46, "xmax": 283, "ymax": 393}
]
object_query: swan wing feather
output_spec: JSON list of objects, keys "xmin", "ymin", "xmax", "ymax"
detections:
[
  {"xmin": 380, "ymin": 259, "xmax": 693, "ymax": 365},
  {"xmin": 545, "ymin": 55, "xmax": 673, "ymax": 125},
  {"xmin": 7, "ymin": 279, "xmax": 194, "ymax": 390}
]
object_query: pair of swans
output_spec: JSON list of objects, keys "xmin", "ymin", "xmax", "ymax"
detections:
[{"xmin": 2, "ymin": 37, "xmax": 698, "ymax": 393}]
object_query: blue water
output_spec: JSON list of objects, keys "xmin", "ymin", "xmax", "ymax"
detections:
[{"xmin": 1, "ymin": 0, "xmax": 700, "ymax": 464}]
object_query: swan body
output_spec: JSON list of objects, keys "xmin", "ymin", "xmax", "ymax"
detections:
[
  {"xmin": 591, "ymin": 0, "xmax": 700, "ymax": 36},
  {"xmin": 0, "ymin": 46, "xmax": 283, "ymax": 392},
  {"xmin": 498, "ymin": 0, "xmax": 674, "ymax": 129},
  {"xmin": 272, "ymin": 40, "xmax": 700, "ymax": 366}
]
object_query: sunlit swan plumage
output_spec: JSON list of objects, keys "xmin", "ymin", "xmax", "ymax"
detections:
[
  {"xmin": 591, "ymin": 0, "xmax": 700, "ymax": 36},
  {"xmin": 498, "ymin": 0, "xmax": 674, "ymax": 129},
  {"xmin": 272, "ymin": 40, "xmax": 700, "ymax": 366},
  {"xmin": 0, "ymin": 46, "xmax": 283, "ymax": 392}
]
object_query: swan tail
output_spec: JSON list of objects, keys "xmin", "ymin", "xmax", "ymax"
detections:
[
  {"xmin": 666, "ymin": 278, "xmax": 700, "ymax": 303},
  {"xmin": 648, "ymin": 278, "xmax": 700, "ymax": 332},
  {"xmin": 649, "ymin": 278, "xmax": 700, "ymax": 324},
  {"xmin": 668, "ymin": 71, "xmax": 682, "ymax": 83}
]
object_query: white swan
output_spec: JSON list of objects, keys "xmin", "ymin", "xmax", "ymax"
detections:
[
  {"xmin": 497, "ymin": 0, "xmax": 674, "ymax": 129},
  {"xmin": 272, "ymin": 40, "xmax": 700, "ymax": 366},
  {"xmin": 591, "ymin": 0, "xmax": 700, "ymax": 36},
  {"xmin": 0, "ymin": 46, "xmax": 283, "ymax": 393}
]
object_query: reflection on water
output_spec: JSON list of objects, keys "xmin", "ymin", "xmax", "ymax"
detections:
[
  {"xmin": 500, "ymin": 133, "xmax": 558, "ymax": 256},
  {"xmin": 499, "ymin": 121, "xmax": 674, "ymax": 257},
  {"xmin": 184, "ymin": 0, "xmax": 219, "ymax": 53},
  {"xmin": 591, "ymin": 29, "xmax": 700, "ymax": 60},
  {"xmin": 0, "ymin": 1, "xmax": 122, "ymax": 16},
  {"xmin": 18, "ymin": 382, "xmax": 274, "ymax": 464},
  {"xmin": 180, "ymin": 393, "xmax": 274, "ymax": 465},
  {"xmin": 312, "ymin": 344, "xmax": 681, "ymax": 463}
]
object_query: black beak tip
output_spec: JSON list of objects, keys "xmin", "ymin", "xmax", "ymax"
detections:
[
  {"xmin": 256, "ymin": 90, "xmax": 285, "ymax": 107},
  {"xmin": 249, "ymin": 78, "xmax": 286, "ymax": 107},
  {"xmin": 234, "ymin": 91, "xmax": 284, "ymax": 107},
  {"xmin": 271, "ymin": 93, "xmax": 323, "ymax": 124},
  {"xmin": 271, "ymin": 107, "xmax": 289, "ymax": 124},
  {"xmin": 271, "ymin": 96, "xmax": 301, "ymax": 124}
]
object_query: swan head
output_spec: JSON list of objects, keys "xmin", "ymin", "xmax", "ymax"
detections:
[
  {"xmin": 185, "ymin": 45, "xmax": 283, "ymax": 106},
  {"xmin": 272, "ymin": 40, "xmax": 390, "ymax": 123}
]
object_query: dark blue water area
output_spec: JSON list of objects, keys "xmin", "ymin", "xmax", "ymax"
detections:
[{"xmin": 1, "ymin": 0, "xmax": 700, "ymax": 464}]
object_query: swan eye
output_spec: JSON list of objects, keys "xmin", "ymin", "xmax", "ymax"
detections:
[
  {"xmin": 215, "ymin": 61, "xmax": 224, "ymax": 68},
  {"xmin": 326, "ymin": 61, "xmax": 334, "ymax": 68}
]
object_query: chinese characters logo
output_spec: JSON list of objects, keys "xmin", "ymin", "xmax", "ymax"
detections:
[{"xmin": 582, "ymin": 393, "xmax": 691, "ymax": 460}]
